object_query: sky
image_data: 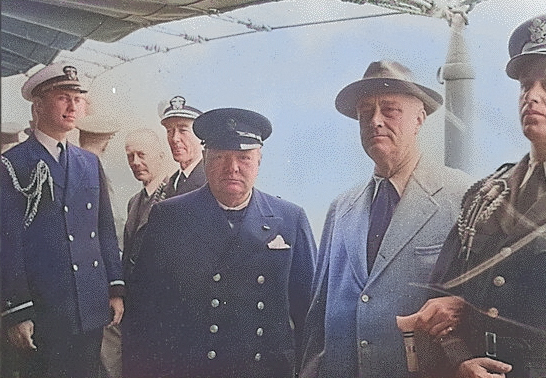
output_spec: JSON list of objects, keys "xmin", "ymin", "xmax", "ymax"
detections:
[{"xmin": 1, "ymin": 0, "xmax": 544, "ymax": 239}]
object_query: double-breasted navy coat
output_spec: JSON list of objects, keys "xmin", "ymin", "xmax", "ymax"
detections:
[
  {"xmin": 123, "ymin": 185, "xmax": 316, "ymax": 378},
  {"xmin": 1, "ymin": 135, "xmax": 123, "ymax": 336},
  {"xmin": 431, "ymin": 154, "xmax": 546, "ymax": 377}
]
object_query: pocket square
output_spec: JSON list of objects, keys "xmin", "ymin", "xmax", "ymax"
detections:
[{"xmin": 267, "ymin": 234, "xmax": 291, "ymax": 250}]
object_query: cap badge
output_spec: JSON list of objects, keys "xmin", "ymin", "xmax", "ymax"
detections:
[
  {"xmin": 227, "ymin": 118, "xmax": 237, "ymax": 130},
  {"xmin": 170, "ymin": 96, "xmax": 186, "ymax": 110},
  {"xmin": 63, "ymin": 66, "xmax": 78, "ymax": 81},
  {"xmin": 529, "ymin": 18, "xmax": 546, "ymax": 44}
]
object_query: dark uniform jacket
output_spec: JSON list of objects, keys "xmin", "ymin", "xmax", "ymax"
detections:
[
  {"xmin": 1, "ymin": 135, "xmax": 123, "ymax": 335},
  {"xmin": 123, "ymin": 185, "xmax": 316, "ymax": 378},
  {"xmin": 431, "ymin": 154, "xmax": 546, "ymax": 378},
  {"xmin": 163, "ymin": 159, "xmax": 206, "ymax": 198}
]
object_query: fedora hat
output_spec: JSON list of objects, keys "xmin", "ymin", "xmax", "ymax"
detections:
[
  {"xmin": 506, "ymin": 15, "xmax": 546, "ymax": 79},
  {"xmin": 335, "ymin": 60, "xmax": 443, "ymax": 120}
]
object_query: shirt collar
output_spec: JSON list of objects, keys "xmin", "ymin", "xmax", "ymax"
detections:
[
  {"xmin": 216, "ymin": 190, "xmax": 253, "ymax": 210},
  {"xmin": 34, "ymin": 128, "xmax": 66, "ymax": 162},
  {"xmin": 173, "ymin": 157, "xmax": 203, "ymax": 189}
]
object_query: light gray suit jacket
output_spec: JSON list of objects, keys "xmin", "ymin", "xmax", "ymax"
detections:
[{"xmin": 301, "ymin": 157, "xmax": 472, "ymax": 378}]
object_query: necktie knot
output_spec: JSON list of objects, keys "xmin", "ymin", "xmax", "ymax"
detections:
[{"xmin": 57, "ymin": 142, "xmax": 67, "ymax": 169}]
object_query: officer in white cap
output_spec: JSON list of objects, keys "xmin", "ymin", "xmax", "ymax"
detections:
[
  {"xmin": 407, "ymin": 14, "xmax": 546, "ymax": 378},
  {"xmin": 1, "ymin": 62, "xmax": 124, "ymax": 378},
  {"xmin": 123, "ymin": 108, "xmax": 316, "ymax": 378},
  {"xmin": 159, "ymin": 95, "xmax": 206, "ymax": 197}
]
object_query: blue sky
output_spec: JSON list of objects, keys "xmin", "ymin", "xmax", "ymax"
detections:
[{"xmin": 1, "ymin": 0, "xmax": 543, "ymax": 238}]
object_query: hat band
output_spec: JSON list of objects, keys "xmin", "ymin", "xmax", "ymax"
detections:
[
  {"xmin": 31, "ymin": 75, "xmax": 84, "ymax": 97},
  {"xmin": 163, "ymin": 109, "xmax": 200, "ymax": 120},
  {"xmin": 236, "ymin": 130, "xmax": 262, "ymax": 143}
]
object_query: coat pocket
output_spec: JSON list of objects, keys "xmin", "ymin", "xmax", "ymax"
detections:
[{"xmin": 413, "ymin": 244, "xmax": 443, "ymax": 283}]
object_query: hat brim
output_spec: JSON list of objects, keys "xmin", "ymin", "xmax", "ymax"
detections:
[
  {"xmin": 335, "ymin": 78, "xmax": 443, "ymax": 120},
  {"xmin": 23, "ymin": 80, "xmax": 88, "ymax": 101},
  {"xmin": 506, "ymin": 52, "xmax": 546, "ymax": 79}
]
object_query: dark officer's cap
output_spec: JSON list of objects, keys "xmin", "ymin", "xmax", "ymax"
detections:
[
  {"xmin": 506, "ymin": 14, "xmax": 546, "ymax": 79},
  {"xmin": 193, "ymin": 108, "xmax": 272, "ymax": 150},
  {"xmin": 21, "ymin": 62, "xmax": 88, "ymax": 101}
]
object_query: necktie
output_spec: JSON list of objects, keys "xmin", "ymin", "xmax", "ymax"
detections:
[
  {"xmin": 57, "ymin": 142, "xmax": 67, "ymax": 169},
  {"xmin": 366, "ymin": 178, "xmax": 400, "ymax": 274},
  {"xmin": 517, "ymin": 162, "xmax": 546, "ymax": 214}
]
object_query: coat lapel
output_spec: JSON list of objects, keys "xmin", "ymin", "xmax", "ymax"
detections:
[
  {"xmin": 368, "ymin": 158, "xmax": 441, "ymax": 283},
  {"xmin": 238, "ymin": 190, "xmax": 282, "ymax": 253},
  {"xmin": 338, "ymin": 182, "xmax": 373, "ymax": 288},
  {"xmin": 64, "ymin": 143, "xmax": 87, "ymax": 203},
  {"xmin": 26, "ymin": 136, "xmax": 66, "ymax": 196}
]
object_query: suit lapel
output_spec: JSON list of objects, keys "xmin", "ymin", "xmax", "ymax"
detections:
[
  {"xmin": 368, "ymin": 158, "xmax": 440, "ymax": 282},
  {"xmin": 338, "ymin": 183, "xmax": 373, "ymax": 288}
]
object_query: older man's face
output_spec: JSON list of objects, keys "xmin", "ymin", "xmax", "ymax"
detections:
[
  {"xmin": 126, "ymin": 136, "xmax": 164, "ymax": 186},
  {"xmin": 204, "ymin": 148, "xmax": 261, "ymax": 207},
  {"xmin": 162, "ymin": 117, "xmax": 203, "ymax": 169},
  {"xmin": 519, "ymin": 62, "xmax": 546, "ymax": 144},
  {"xmin": 357, "ymin": 93, "xmax": 425, "ymax": 165}
]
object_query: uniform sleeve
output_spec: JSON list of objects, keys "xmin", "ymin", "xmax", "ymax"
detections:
[
  {"xmin": 0, "ymin": 162, "xmax": 35, "ymax": 327},
  {"xmin": 97, "ymin": 161, "xmax": 124, "ymax": 297},
  {"xmin": 299, "ymin": 201, "xmax": 337, "ymax": 377},
  {"xmin": 289, "ymin": 206, "xmax": 317, "ymax": 373},
  {"xmin": 123, "ymin": 203, "xmax": 170, "ymax": 378}
]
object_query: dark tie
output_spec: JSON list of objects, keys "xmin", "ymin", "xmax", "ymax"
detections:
[
  {"xmin": 517, "ymin": 163, "xmax": 546, "ymax": 214},
  {"xmin": 367, "ymin": 178, "xmax": 400, "ymax": 274},
  {"xmin": 57, "ymin": 142, "xmax": 67, "ymax": 169}
]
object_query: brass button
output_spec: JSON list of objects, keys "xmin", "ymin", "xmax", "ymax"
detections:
[
  {"xmin": 493, "ymin": 276, "xmax": 505, "ymax": 287},
  {"xmin": 487, "ymin": 307, "xmax": 499, "ymax": 318}
]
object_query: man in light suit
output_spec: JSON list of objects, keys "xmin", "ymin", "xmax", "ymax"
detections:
[
  {"xmin": 123, "ymin": 108, "xmax": 316, "ymax": 378},
  {"xmin": 300, "ymin": 60, "xmax": 472, "ymax": 378},
  {"xmin": 1, "ymin": 63, "xmax": 124, "ymax": 378}
]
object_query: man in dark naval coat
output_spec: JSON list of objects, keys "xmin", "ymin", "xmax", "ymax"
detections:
[
  {"xmin": 159, "ymin": 95, "xmax": 207, "ymax": 197},
  {"xmin": 1, "ymin": 63, "xmax": 124, "ymax": 378},
  {"xmin": 123, "ymin": 108, "xmax": 316, "ymax": 378},
  {"xmin": 408, "ymin": 14, "xmax": 546, "ymax": 378}
]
